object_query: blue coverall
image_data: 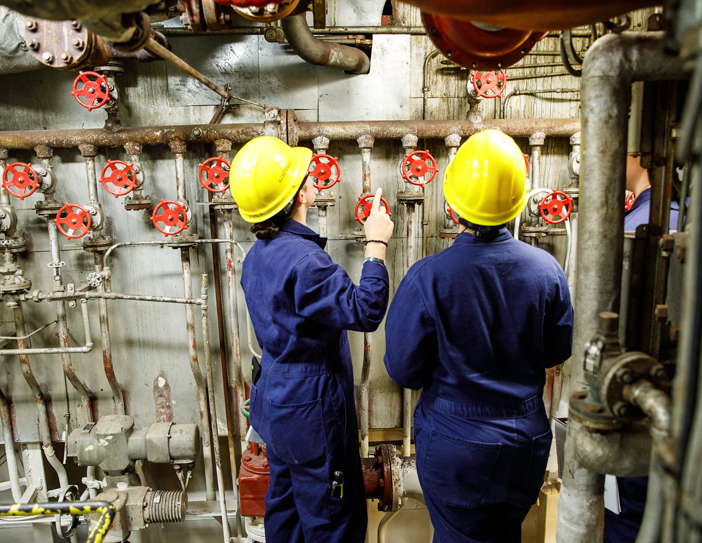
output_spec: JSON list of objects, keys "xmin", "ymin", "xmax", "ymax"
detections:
[
  {"xmin": 384, "ymin": 228, "xmax": 573, "ymax": 543},
  {"xmin": 241, "ymin": 219, "xmax": 389, "ymax": 543},
  {"xmin": 605, "ymin": 188, "xmax": 679, "ymax": 542}
]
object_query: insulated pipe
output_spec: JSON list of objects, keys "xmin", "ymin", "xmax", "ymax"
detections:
[
  {"xmin": 94, "ymin": 253, "xmax": 125, "ymax": 415},
  {"xmin": 0, "ymin": 386, "xmax": 22, "ymax": 501},
  {"xmin": 200, "ymin": 275, "xmax": 231, "ymax": 543},
  {"xmin": 13, "ymin": 301, "xmax": 69, "ymax": 490},
  {"xmin": 557, "ymin": 31, "xmax": 688, "ymax": 543},
  {"xmin": 358, "ymin": 134, "xmax": 374, "ymax": 459},
  {"xmin": 312, "ymin": 136, "xmax": 331, "ymax": 242},
  {"xmin": 281, "ymin": 14, "xmax": 370, "ymax": 75},
  {"xmin": 181, "ymin": 248, "xmax": 216, "ymax": 502},
  {"xmin": 565, "ymin": 31, "xmax": 688, "ymax": 397},
  {"xmin": 572, "ymin": 422, "xmax": 652, "ymax": 476},
  {"xmin": 400, "ymin": 133, "xmax": 420, "ymax": 459}
]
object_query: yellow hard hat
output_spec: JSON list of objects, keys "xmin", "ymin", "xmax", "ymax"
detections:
[
  {"xmin": 444, "ymin": 130, "xmax": 528, "ymax": 226},
  {"xmin": 229, "ymin": 136, "xmax": 313, "ymax": 223}
]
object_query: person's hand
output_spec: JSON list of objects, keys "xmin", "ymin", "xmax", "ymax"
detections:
[{"xmin": 364, "ymin": 188, "xmax": 394, "ymax": 243}]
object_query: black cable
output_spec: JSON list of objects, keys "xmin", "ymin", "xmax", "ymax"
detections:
[{"xmin": 559, "ymin": 32, "xmax": 582, "ymax": 77}]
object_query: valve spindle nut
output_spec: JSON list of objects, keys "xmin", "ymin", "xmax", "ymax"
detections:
[{"xmin": 615, "ymin": 367, "xmax": 634, "ymax": 384}]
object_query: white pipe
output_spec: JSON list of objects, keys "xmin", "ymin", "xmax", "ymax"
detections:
[{"xmin": 564, "ymin": 218, "xmax": 572, "ymax": 276}]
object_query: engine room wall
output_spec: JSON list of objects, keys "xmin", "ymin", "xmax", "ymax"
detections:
[{"xmin": 0, "ymin": 1, "xmax": 658, "ymax": 540}]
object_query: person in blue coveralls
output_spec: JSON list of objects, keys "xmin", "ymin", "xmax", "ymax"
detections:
[
  {"xmin": 384, "ymin": 130, "xmax": 574, "ymax": 543},
  {"xmin": 624, "ymin": 154, "xmax": 680, "ymax": 232},
  {"xmin": 229, "ymin": 136, "xmax": 394, "ymax": 543}
]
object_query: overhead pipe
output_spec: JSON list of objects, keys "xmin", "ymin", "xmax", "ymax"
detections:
[
  {"xmin": 281, "ymin": 14, "xmax": 370, "ymax": 75},
  {"xmin": 13, "ymin": 301, "xmax": 69, "ymax": 490},
  {"xmin": 357, "ymin": 134, "xmax": 374, "ymax": 459},
  {"xmin": 556, "ymin": 31, "xmax": 687, "ymax": 543}
]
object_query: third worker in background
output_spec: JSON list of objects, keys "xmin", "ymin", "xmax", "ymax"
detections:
[{"xmin": 384, "ymin": 130, "xmax": 574, "ymax": 543}]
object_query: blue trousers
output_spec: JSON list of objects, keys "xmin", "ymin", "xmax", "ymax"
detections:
[
  {"xmin": 250, "ymin": 346, "xmax": 367, "ymax": 543},
  {"xmin": 415, "ymin": 396, "xmax": 552, "ymax": 543}
]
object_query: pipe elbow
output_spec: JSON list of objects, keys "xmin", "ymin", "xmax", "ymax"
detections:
[{"xmin": 282, "ymin": 14, "xmax": 370, "ymax": 74}]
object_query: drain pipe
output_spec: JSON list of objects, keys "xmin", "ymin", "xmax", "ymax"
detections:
[
  {"xmin": 556, "ymin": 31, "xmax": 687, "ymax": 543},
  {"xmin": 281, "ymin": 14, "xmax": 370, "ymax": 74}
]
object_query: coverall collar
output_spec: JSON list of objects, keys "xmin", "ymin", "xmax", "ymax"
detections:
[
  {"xmin": 280, "ymin": 219, "xmax": 328, "ymax": 249},
  {"xmin": 454, "ymin": 227, "xmax": 512, "ymax": 244}
]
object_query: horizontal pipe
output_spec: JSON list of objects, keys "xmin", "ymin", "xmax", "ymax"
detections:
[
  {"xmin": 1, "ymin": 300, "xmax": 93, "ymax": 355},
  {"xmin": 0, "ymin": 118, "xmax": 580, "ymax": 150},
  {"xmin": 104, "ymin": 239, "xmax": 245, "ymax": 268},
  {"xmin": 573, "ymin": 423, "xmax": 652, "ymax": 477}
]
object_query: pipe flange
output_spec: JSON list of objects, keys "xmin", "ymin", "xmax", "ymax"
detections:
[
  {"xmin": 110, "ymin": 12, "xmax": 151, "ymax": 53},
  {"xmin": 0, "ymin": 237, "xmax": 27, "ymax": 254},
  {"xmin": 397, "ymin": 191, "xmax": 426, "ymax": 204},
  {"xmin": 312, "ymin": 195, "xmax": 337, "ymax": 207},
  {"xmin": 35, "ymin": 200, "xmax": 65, "ymax": 217},
  {"xmin": 82, "ymin": 235, "xmax": 113, "ymax": 253},
  {"xmin": 520, "ymin": 225, "xmax": 549, "ymax": 238},
  {"xmin": 164, "ymin": 232, "xmax": 200, "ymax": 248},
  {"xmin": 0, "ymin": 276, "xmax": 32, "ymax": 294},
  {"xmin": 599, "ymin": 351, "xmax": 668, "ymax": 420},
  {"xmin": 374, "ymin": 444, "xmax": 394, "ymax": 512},
  {"xmin": 568, "ymin": 390, "xmax": 624, "ymax": 430}
]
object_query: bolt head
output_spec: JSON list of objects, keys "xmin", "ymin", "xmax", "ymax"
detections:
[
  {"xmin": 71, "ymin": 21, "xmax": 82, "ymax": 30},
  {"xmin": 42, "ymin": 52, "xmax": 54, "ymax": 64},
  {"xmin": 650, "ymin": 365, "xmax": 668, "ymax": 382},
  {"xmin": 25, "ymin": 19, "xmax": 37, "ymax": 31},
  {"xmin": 613, "ymin": 401, "xmax": 634, "ymax": 418},
  {"xmin": 72, "ymin": 38, "xmax": 85, "ymax": 50},
  {"xmin": 61, "ymin": 53, "xmax": 73, "ymax": 63},
  {"xmin": 615, "ymin": 367, "xmax": 634, "ymax": 384},
  {"xmin": 26, "ymin": 39, "xmax": 39, "ymax": 51}
]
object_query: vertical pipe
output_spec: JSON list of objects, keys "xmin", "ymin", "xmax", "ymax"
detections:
[
  {"xmin": 401, "ymin": 134, "xmax": 420, "ymax": 459},
  {"xmin": 14, "ymin": 301, "xmax": 69, "ymax": 489},
  {"xmin": 94, "ymin": 253, "xmax": 125, "ymax": 415},
  {"xmin": 48, "ymin": 220, "xmax": 94, "ymax": 425},
  {"xmin": 79, "ymin": 144, "xmax": 100, "ymax": 204},
  {"xmin": 170, "ymin": 140, "xmax": 188, "ymax": 202},
  {"xmin": 0, "ymin": 150, "xmax": 10, "ymax": 206},
  {"xmin": 0, "ymin": 386, "xmax": 22, "ymax": 501},
  {"xmin": 527, "ymin": 133, "xmax": 546, "ymax": 246},
  {"xmin": 181, "ymin": 248, "xmax": 216, "ymax": 502},
  {"xmin": 357, "ymin": 135, "xmax": 374, "ymax": 458},
  {"xmin": 312, "ymin": 136, "xmax": 331, "ymax": 242},
  {"xmin": 201, "ymin": 274, "xmax": 231, "ymax": 543}
]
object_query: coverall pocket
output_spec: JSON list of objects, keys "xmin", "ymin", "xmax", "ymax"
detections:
[
  {"xmin": 524, "ymin": 428, "xmax": 552, "ymax": 495},
  {"xmin": 420, "ymin": 429, "xmax": 502, "ymax": 508},
  {"xmin": 268, "ymin": 398, "xmax": 327, "ymax": 465}
]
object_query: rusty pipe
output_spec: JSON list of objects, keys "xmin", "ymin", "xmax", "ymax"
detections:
[
  {"xmin": 281, "ymin": 14, "xmax": 370, "ymax": 74},
  {"xmin": 200, "ymin": 274, "xmax": 231, "ymax": 543},
  {"xmin": 95, "ymin": 253, "xmax": 125, "ymax": 416},
  {"xmin": 181, "ymin": 248, "xmax": 216, "ymax": 502},
  {"xmin": 312, "ymin": 136, "xmax": 331, "ymax": 242},
  {"xmin": 0, "ymin": 152, "xmax": 10, "ymax": 206},
  {"xmin": 357, "ymin": 135, "xmax": 374, "ymax": 458},
  {"xmin": 13, "ymin": 301, "xmax": 69, "ymax": 489},
  {"xmin": 0, "ymin": 386, "xmax": 22, "ymax": 501},
  {"xmin": 170, "ymin": 141, "xmax": 187, "ymax": 202}
]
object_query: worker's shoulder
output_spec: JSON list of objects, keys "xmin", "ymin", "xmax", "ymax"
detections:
[{"xmin": 511, "ymin": 239, "xmax": 566, "ymax": 276}]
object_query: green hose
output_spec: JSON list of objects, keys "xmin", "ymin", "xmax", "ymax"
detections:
[{"xmin": 241, "ymin": 398, "xmax": 250, "ymax": 418}]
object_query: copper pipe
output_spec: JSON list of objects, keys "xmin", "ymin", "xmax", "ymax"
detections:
[
  {"xmin": 14, "ymin": 301, "xmax": 69, "ymax": 489},
  {"xmin": 181, "ymin": 248, "xmax": 216, "ymax": 502},
  {"xmin": 95, "ymin": 253, "xmax": 125, "ymax": 415}
]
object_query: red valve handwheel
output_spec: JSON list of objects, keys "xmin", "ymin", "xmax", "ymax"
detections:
[
  {"xmin": 309, "ymin": 154, "xmax": 341, "ymax": 191},
  {"xmin": 2, "ymin": 162, "xmax": 40, "ymax": 200},
  {"xmin": 71, "ymin": 71, "xmax": 110, "ymax": 111},
  {"xmin": 355, "ymin": 194, "xmax": 392, "ymax": 225},
  {"xmin": 523, "ymin": 153, "xmax": 530, "ymax": 174},
  {"xmin": 445, "ymin": 203, "xmax": 460, "ymax": 225},
  {"xmin": 55, "ymin": 204, "xmax": 91, "ymax": 239},
  {"xmin": 471, "ymin": 70, "xmax": 508, "ymax": 99},
  {"xmin": 151, "ymin": 200, "xmax": 188, "ymax": 237},
  {"xmin": 199, "ymin": 156, "xmax": 231, "ymax": 193},
  {"xmin": 100, "ymin": 160, "xmax": 137, "ymax": 198},
  {"xmin": 625, "ymin": 192, "xmax": 636, "ymax": 211},
  {"xmin": 539, "ymin": 190, "xmax": 573, "ymax": 224},
  {"xmin": 401, "ymin": 150, "xmax": 438, "ymax": 186}
]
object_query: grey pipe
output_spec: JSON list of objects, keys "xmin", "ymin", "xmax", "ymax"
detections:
[
  {"xmin": 0, "ymin": 386, "xmax": 22, "ymax": 501},
  {"xmin": 557, "ymin": 31, "xmax": 687, "ymax": 543},
  {"xmin": 281, "ymin": 14, "xmax": 370, "ymax": 75},
  {"xmin": 573, "ymin": 422, "xmax": 651, "ymax": 477}
]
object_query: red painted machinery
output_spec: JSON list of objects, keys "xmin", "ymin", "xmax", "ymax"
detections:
[{"xmin": 238, "ymin": 443, "xmax": 270, "ymax": 517}]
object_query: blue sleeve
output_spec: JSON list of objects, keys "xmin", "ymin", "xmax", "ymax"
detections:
[
  {"xmin": 293, "ymin": 253, "xmax": 389, "ymax": 333},
  {"xmin": 544, "ymin": 268, "xmax": 573, "ymax": 368},
  {"xmin": 383, "ymin": 277, "xmax": 437, "ymax": 390}
]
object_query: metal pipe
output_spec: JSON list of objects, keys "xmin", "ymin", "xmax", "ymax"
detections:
[
  {"xmin": 79, "ymin": 145, "xmax": 100, "ymax": 204},
  {"xmin": 378, "ymin": 505, "xmax": 404, "ymax": 543},
  {"xmin": 170, "ymin": 141, "xmax": 187, "ymax": 202},
  {"xmin": 422, "ymin": 50, "xmax": 441, "ymax": 120},
  {"xmin": 281, "ymin": 14, "xmax": 370, "ymax": 75},
  {"xmin": 200, "ymin": 274, "xmax": 231, "ymax": 543},
  {"xmin": 357, "ymin": 135, "xmax": 374, "ymax": 458},
  {"xmin": 153, "ymin": 25, "xmax": 428, "ymax": 36},
  {"xmin": 0, "ymin": 387, "xmax": 23, "ymax": 501},
  {"xmin": 181, "ymin": 248, "xmax": 216, "ymax": 502},
  {"xmin": 0, "ymin": 152, "xmax": 10, "ymax": 206},
  {"xmin": 557, "ymin": 31, "xmax": 688, "ymax": 543},
  {"xmin": 13, "ymin": 302, "xmax": 69, "ymax": 489},
  {"xmin": 312, "ymin": 136, "xmax": 331, "ymax": 242},
  {"xmin": 0, "ymin": 119, "xmax": 581, "ymax": 152},
  {"xmin": 223, "ymin": 213, "xmax": 247, "ymax": 444},
  {"xmin": 23, "ymin": 291, "xmax": 203, "ymax": 305},
  {"xmin": 0, "ymin": 319, "xmax": 57, "ymax": 341},
  {"xmin": 572, "ymin": 422, "xmax": 652, "ymax": 476},
  {"xmin": 1, "ymin": 300, "xmax": 93, "ymax": 355},
  {"xmin": 94, "ymin": 253, "xmax": 125, "ymax": 416}
]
